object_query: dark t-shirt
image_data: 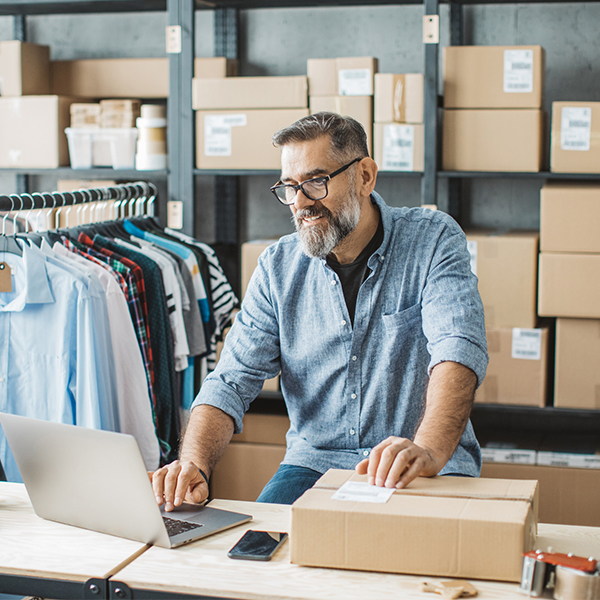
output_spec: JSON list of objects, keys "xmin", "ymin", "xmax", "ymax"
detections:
[{"xmin": 326, "ymin": 216, "xmax": 384, "ymax": 326}]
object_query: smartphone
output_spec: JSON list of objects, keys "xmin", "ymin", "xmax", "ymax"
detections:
[{"xmin": 227, "ymin": 530, "xmax": 288, "ymax": 561}]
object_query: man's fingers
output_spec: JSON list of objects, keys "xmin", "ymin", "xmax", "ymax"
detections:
[
  {"xmin": 376, "ymin": 439, "xmax": 414, "ymax": 487},
  {"xmin": 366, "ymin": 437, "xmax": 394, "ymax": 484},
  {"xmin": 355, "ymin": 459, "xmax": 369, "ymax": 474},
  {"xmin": 395, "ymin": 454, "xmax": 429, "ymax": 489},
  {"xmin": 174, "ymin": 463, "xmax": 203, "ymax": 507},
  {"xmin": 162, "ymin": 461, "xmax": 183, "ymax": 511},
  {"xmin": 151, "ymin": 465, "xmax": 169, "ymax": 505}
]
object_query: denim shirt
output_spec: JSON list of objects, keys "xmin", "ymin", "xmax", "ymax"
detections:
[{"xmin": 193, "ymin": 192, "xmax": 488, "ymax": 476}]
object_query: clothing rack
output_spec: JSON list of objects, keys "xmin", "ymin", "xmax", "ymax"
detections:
[{"xmin": 0, "ymin": 181, "xmax": 157, "ymax": 214}]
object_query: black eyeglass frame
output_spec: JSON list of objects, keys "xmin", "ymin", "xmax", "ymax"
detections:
[{"xmin": 270, "ymin": 157, "xmax": 363, "ymax": 206}]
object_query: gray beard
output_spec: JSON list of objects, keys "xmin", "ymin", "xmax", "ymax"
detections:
[{"xmin": 294, "ymin": 192, "xmax": 361, "ymax": 259}]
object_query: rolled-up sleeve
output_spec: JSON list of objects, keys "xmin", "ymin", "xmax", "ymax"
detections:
[{"xmin": 421, "ymin": 218, "xmax": 488, "ymax": 387}]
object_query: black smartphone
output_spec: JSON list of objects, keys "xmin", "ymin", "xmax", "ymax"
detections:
[{"xmin": 227, "ymin": 530, "xmax": 288, "ymax": 561}]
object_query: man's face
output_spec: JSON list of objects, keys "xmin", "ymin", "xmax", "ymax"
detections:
[{"xmin": 280, "ymin": 136, "xmax": 361, "ymax": 259}]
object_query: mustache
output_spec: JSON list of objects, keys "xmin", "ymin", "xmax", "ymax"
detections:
[{"xmin": 295, "ymin": 204, "xmax": 332, "ymax": 221}]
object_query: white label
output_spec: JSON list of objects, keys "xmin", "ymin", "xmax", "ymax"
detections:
[
  {"xmin": 167, "ymin": 201, "xmax": 183, "ymax": 230},
  {"xmin": 382, "ymin": 125, "xmax": 414, "ymax": 171},
  {"xmin": 204, "ymin": 114, "xmax": 247, "ymax": 157},
  {"xmin": 165, "ymin": 26, "xmax": 182, "ymax": 54},
  {"xmin": 537, "ymin": 452, "xmax": 600, "ymax": 470},
  {"xmin": 467, "ymin": 240, "xmax": 478, "ymax": 276},
  {"xmin": 503, "ymin": 50, "xmax": 534, "ymax": 93},
  {"xmin": 511, "ymin": 328, "xmax": 542, "ymax": 360},
  {"xmin": 339, "ymin": 69, "xmax": 372, "ymax": 96},
  {"xmin": 561, "ymin": 107, "xmax": 592, "ymax": 151},
  {"xmin": 332, "ymin": 481, "xmax": 395, "ymax": 503},
  {"xmin": 481, "ymin": 448, "xmax": 537, "ymax": 465}
]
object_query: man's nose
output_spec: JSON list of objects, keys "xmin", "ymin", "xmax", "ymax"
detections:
[{"xmin": 293, "ymin": 187, "xmax": 315, "ymax": 211}]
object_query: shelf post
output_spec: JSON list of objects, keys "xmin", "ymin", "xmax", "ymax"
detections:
[
  {"xmin": 167, "ymin": 0, "xmax": 195, "ymax": 236},
  {"xmin": 422, "ymin": 0, "xmax": 439, "ymax": 208}
]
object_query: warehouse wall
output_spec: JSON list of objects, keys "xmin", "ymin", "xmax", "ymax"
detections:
[{"xmin": 1, "ymin": 3, "xmax": 599, "ymax": 241}]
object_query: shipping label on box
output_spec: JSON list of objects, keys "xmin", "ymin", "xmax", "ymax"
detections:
[
  {"xmin": 374, "ymin": 123, "xmax": 424, "ymax": 172},
  {"xmin": 481, "ymin": 447, "xmax": 537, "ymax": 465},
  {"xmin": 292, "ymin": 470, "xmax": 537, "ymax": 582},
  {"xmin": 307, "ymin": 57, "xmax": 378, "ymax": 97},
  {"xmin": 537, "ymin": 452, "xmax": 600, "ymax": 470},
  {"xmin": 540, "ymin": 184, "xmax": 600, "ymax": 253},
  {"xmin": 443, "ymin": 45, "xmax": 544, "ymax": 109},
  {"xmin": 551, "ymin": 102, "xmax": 600, "ymax": 174},
  {"xmin": 196, "ymin": 108, "xmax": 309, "ymax": 170},
  {"xmin": 466, "ymin": 231, "xmax": 539, "ymax": 329}
]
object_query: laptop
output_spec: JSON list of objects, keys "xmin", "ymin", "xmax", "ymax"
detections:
[{"xmin": 0, "ymin": 413, "xmax": 252, "ymax": 548}]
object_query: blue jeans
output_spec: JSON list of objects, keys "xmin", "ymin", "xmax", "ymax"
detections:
[{"xmin": 256, "ymin": 464, "xmax": 323, "ymax": 505}]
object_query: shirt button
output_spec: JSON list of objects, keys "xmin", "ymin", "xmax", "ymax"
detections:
[
  {"xmin": 331, "ymin": 280, "xmax": 336, "ymax": 285},
  {"xmin": 349, "ymin": 429, "xmax": 356, "ymax": 436},
  {"xmin": 352, "ymin": 355, "xmax": 357, "ymax": 361},
  {"xmin": 341, "ymin": 320, "xmax": 347, "ymax": 326},
  {"xmin": 379, "ymin": 255, "xmax": 385, "ymax": 262},
  {"xmin": 363, "ymin": 450, "xmax": 370, "ymax": 457},
  {"xmin": 0, "ymin": 377, "xmax": 4, "ymax": 383},
  {"xmin": 351, "ymin": 393, "xmax": 357, "ymax": 399}
]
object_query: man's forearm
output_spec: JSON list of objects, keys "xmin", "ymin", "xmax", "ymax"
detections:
[
  {"xmin": 179, "ymin": 404, "xmax": 235, "ymax": 476},
  {"xmin": 413, "ymin": 361, "xmax": 477, "ymax": 471}
]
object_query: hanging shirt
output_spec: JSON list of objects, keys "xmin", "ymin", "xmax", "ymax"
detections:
[
  {"xmin": 0, "ymin": 243, "xmax": 107, "ymax": 482},
  {"xmin": 53, "ymin": 241, "xmax": 160, "ymax": 470}
]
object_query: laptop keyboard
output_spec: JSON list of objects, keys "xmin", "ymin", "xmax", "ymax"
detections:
[{"xmin": 163, "ymin": 516, "xmax": 203, "ymax": 537}]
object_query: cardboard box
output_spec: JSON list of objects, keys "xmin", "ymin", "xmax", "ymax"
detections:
[
  {"xmin": 291, "ymin": 470, "xmax": 536, "ymax": 581},
  {"xmin": 0, "ymin": 95, "xmax": 76, "ymax": 168},
  {"xmin": 540, "ymin": 183, "xmax": 600, "ymax": 253},
  {"xmin": 476, "ymin": 327, "xmax": 548, "ymax": 407},
  {"xmin": 374, "ymin": 123, "xmax": 424, "ymax": 172},
  {"xmin": 241, "ymin": 239, "xmax": 279, "ymax": 298},
  {"xmin": 538, "ymin": 252, "xmax": 600, "ymax": 318},
  {"xmin": 374, "ymin": 73, "xmax": 423, "ymax": 123},
  {"xmin": 466, "ymin": 231, "xmax": 539, "ymax": 328},
  {"xmin": 550, "ymin": 101, "xmax": 600, "ymax": 174},
  {"xmin": 555, "ymin": 318, "xmax": 600, "ymax": 410},
  {"xmin": 309, "ymin": 95, "xmax": 372, "ymax": 155},
  {"xmin": 210, "ymin": 442, "xmax": 286, "ymax": 501},
  {"xmin": 232, "ymin": 413, "xmax": 290, "ymax": 445},
  {"xmin": 194, "ymin": 57, "xmax": 238, "ymax": 78},
  {"xmin": 0, "ymin": 41, "xmax": 50, "ymax": 97},
  {"xmin": 307, "ymin": 57, "xmax": 378, "ymax": 97},
  {"xmin": 482, "ymin": 463, "xmax": 600, "ymax": 527},
  {"xmin": 443, "ymin": 109, "xmax": 544, "ymax": 172},
  {"xmin": 443, "ymin": 45, "xmax": 544, "ymax": 109},
  {"xmin": 196, "ymin": 108, "xmax": 308, "ymax": 170},
  {"xmin": 193, "ymin": 76, "xmax": 307, "ymax": 110}
]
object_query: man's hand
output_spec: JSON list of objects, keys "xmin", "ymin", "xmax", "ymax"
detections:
[
  {"xmin": 150, "ymin": 460, "xmax": 209, "ymax": 511},
  {"xmin": 355, "ymin": 436, "xmax": 441, "ymax": 490}
]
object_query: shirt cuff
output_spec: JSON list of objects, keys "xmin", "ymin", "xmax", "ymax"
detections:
[
  {"xmin": 190, "ymin": 379, "xmax": 246, "ymax": 434},
  {"xmin": 428, "ymin": 336, "xmax": 489, "ymax": 388}
]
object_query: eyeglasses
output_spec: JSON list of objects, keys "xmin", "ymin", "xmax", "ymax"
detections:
[{"xmin": 270, "ymin": 157, "xmax": 362, "ymax": 206}]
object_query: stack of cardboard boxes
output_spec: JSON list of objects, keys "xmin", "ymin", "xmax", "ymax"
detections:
[
  {"xmin": 307, "ymin": 57, "xmax": 377, "ymax": 157},
  {"xmin": 539, "ymin": 183, "xmax": 600, "ymax": 411},
  {"xmin": 442, "ymin": 45, "xmax": 545, "ymax": 172},
  {"xmin": 467, "ymin": 230, "xmax": 547, "ymax": 408},
  {"xmin": 373, "ymin": 73, "xmax": 424, "ymax": 171},
  {"xmin": 193, "ymin": 75, "xmax": 308, "ymax": 170}
]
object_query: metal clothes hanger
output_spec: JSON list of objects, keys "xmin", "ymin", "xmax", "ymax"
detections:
[{"xmin": 1, "ymin": 195, "xmax": 23, "ymax": 257}]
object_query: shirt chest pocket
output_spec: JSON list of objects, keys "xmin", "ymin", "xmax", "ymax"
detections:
[{"xmin": 382, "ymin": 303, "xmax": 422, "ymax": 335}]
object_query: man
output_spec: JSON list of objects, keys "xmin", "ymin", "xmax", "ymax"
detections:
[{"xmin": 153, "ymin": 112, "xmax": 488, "ymax": 509}]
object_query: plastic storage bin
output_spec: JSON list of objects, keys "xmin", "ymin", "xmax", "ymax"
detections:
[{"xmin": 65, "ymin": 127, "xmax": 139, "ymax": 169}]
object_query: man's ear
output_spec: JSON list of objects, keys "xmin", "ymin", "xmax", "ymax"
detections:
[{"xmin": 357, "ymin": 157, "xmax": 378, "ymax": 198}]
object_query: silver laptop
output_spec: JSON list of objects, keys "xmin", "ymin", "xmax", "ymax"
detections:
[{"xmin": 0, "ymin": 413, "xmax": 252, "ymax": 548}]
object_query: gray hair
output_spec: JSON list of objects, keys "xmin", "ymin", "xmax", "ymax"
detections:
[{"xmin": 272, "ymin": 111, "xmax": 369, "ymax": 163}]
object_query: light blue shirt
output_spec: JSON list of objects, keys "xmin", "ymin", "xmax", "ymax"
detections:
[
  {"xmin": 193, "ymin": 193, "xmax": 488, "ymax": 476},
  {"xmin": 0, "ymin": 243, "xmax": 115, "ymax": 482}
]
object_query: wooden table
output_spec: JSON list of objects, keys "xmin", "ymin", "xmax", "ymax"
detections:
[
  {"xmin": 0, "ymin": 482, "xmax": 148, "ymax": 599},
  {"xmin": 2, "ymin": 482, "xmax": 600, "ymax": 600}
]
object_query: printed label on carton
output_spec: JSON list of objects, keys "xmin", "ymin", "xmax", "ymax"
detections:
[
  {"xmin": 204, "ymin": 114, "xmax": 247, "ymax": 157},
  {"xmin": 503, "ymin": 49, "xmax": 534, "ymax": 93},
  {"xmin": 481, "ymin": 448, "xmax": 537, "ymax": 465},
  {"xmin": 560, "ymin": 107, "xmax": 592, "ymax": 151},
  {"xmin": 382, "ymin": 125, "xmax": 414, "ymax": 171},
  {"xmin": 167, "ymin": 201, "xmax": 183, "ymax": 230},
  {"xmin": 467, "ymin": 241, "xmax": 478, "ymax": 276},
  {"xmin": 339, "ymin": 69, "xmax": 372, "ymax": 96},
  {"xmin": 537, "ymin": 452, "xmax": 600, "ymax": 469},
  {"xmin": 511, "ymin": 328, "xmax": 542, "ymax": 360},
  {"xmin": 331, "ymin": 481, "xmax": 395, "ymax": 503}
]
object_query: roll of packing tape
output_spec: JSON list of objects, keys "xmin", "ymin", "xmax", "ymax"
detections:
[{"xmin": 554, "ymin": 566, "xmax": 600, "ymax": 600}]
